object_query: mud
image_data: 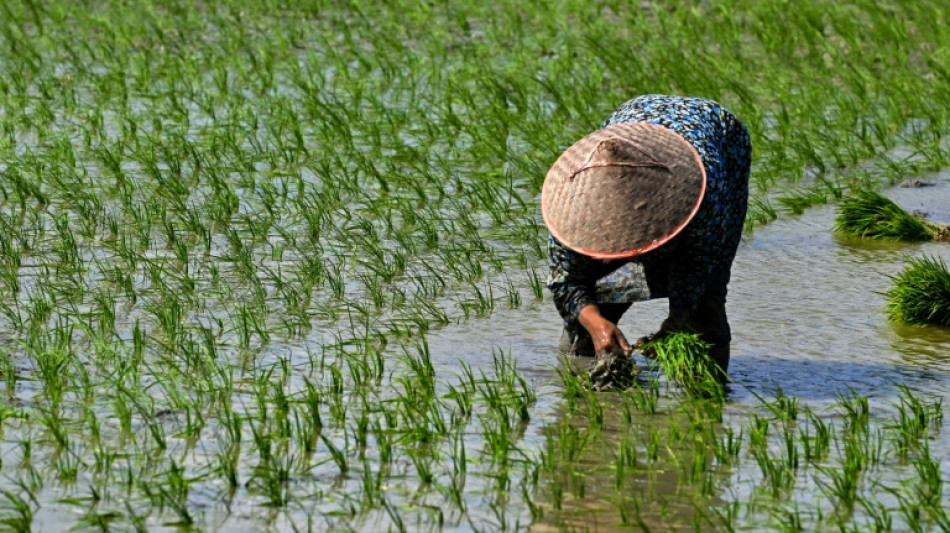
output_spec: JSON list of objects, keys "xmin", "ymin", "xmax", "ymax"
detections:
[
  {"xmin": 898, "ymin": 178, "xmax": 935, "ymax": 188},
  {"xmin": 587, "ymin": 351, "xmax": 638, "ymax": 391}
]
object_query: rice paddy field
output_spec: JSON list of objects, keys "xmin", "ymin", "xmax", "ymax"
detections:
[{"xmin": 1, "ymin": 0, "xmax": 949, "ymax": 531}]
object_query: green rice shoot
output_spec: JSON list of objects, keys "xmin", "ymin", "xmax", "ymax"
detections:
[
  {"xmin": 642, "ymin": 331, "xmax": 724, "ymax": 398},
  {"xmin": 0, "ymin": 0, "xmax": 948, "ymax": 529},
  {"xmin": 885, "ymin": 255, "xmax": 950, "ymax": 327},
  {"xmin": 834, "ymin": 190, "xmax": 949, "ymax": 241}
]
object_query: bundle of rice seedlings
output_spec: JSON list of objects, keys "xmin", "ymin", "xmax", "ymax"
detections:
[
  {"xmin": 834, "ymin": 189, "xmax": 950, "ymax": 241},
  {"xmin": 885, "ymin": 255, "xmax": 950, "ymax": 326},
  {"xmin": 642, "ymin": 331, "xmax": 724, "ymax": 398},
  {"xmin": 587, "ymin": 350, "xmax": 638, "ymax": 392}
]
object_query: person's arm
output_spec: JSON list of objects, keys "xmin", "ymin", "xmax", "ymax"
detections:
[{"xmin": 547, "ymin": 236, "xmax": 631, "ymax": 355}]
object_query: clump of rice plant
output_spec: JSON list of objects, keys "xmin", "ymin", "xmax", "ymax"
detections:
[
  {"xmin": 642, "ymin": 331, "xmax": 724, "ymax": 398},
  {"xmin": 834, "ymin": 190, "xmax": 950, "ymax": 241},
  {"xmin": 587, "ymin": 350, "xmax": 638, "ymax": 392},
  {"xmin": 885, "ymin": 255, "xmax": 950, "ymax": 326}
]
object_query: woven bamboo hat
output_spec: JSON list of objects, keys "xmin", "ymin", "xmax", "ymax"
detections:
[{"xmin": 541, "ymin": 122, "xmax": 706, "ymax": 260}]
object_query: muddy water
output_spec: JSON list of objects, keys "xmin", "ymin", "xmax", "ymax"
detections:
[
  {"xmin": 6, "ymin": 176, "xmax": 948, "ymax": 531},
  {"xmin": 733, "ymin": 182, "xmax": 950, "ymax": 400},
  {"xmin": 425, "ymin": 177, "xmax": 950, "ymax": 530}
]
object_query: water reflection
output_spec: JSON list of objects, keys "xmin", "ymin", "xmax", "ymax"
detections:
[
  {"xmin": 528, "ymin": 389, "xmax": 732, "ymax": 532},
  {"xmin": 425, "ymin": 181, "xmax": 950, "ymax": 530}
]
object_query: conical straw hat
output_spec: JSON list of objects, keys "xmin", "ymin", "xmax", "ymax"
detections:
[{"xmin": 541, "ymin": 122, "xmax": 706, "ymax": 259}]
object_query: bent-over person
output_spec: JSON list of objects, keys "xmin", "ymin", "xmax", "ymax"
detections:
[{"xmin": 542, "ymin": 94, "xmax": 751, "ymax": 378}]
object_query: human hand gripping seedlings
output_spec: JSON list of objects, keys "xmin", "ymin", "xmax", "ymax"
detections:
[
  {"xmin": 579, "ymin": 304, "xmax": 637, "ymax": 391},
  {"xmin": 542, "ymin": 96, "xmax": 750, "ymax": 391},
  {"xmin": 578, "ymin": 304, "xmax": 631, "ymax": 357}
]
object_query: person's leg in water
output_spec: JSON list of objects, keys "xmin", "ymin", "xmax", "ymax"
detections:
[{"xmin": 694, "ymin": 286, "xmax": 731, "ymax": 375}]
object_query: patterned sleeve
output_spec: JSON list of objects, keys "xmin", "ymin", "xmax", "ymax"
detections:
[{"xmin": 547, "ymin": 235, "xmax": 599, "ymax": 322}]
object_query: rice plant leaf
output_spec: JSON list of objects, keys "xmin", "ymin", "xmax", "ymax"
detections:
[
  {"xmin": 834, "ymin": 190, "xmax": 936, "ymax": 241},
  {"xmin": 642, "ymin": 331, "xmax": 725, "ymax": 398},
  {"xmin": 885, "ymin": 255, "xmax": 950, "ymax": 326}
]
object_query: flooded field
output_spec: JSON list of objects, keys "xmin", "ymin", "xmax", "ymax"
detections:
[
  {"xmin": 8, "ymin": 180, "xmax": 942, "ymax": 532},
  {"xmin": 1, "ymin": 0, "xmax": 949, "ymax": 531},
  {"xmin": 427, "ymin": 178, "xmax": 950, "ymax": 531}
]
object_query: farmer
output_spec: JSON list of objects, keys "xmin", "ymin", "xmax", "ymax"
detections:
[{"xmin": 542, "ymin": 94, "xmax": 751, "ymax": 376}]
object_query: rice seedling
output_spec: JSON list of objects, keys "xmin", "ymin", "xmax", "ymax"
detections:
[
  {"xmin": 800, "ymin": 408, "xmax": 833, "ymax": 463},
  {"xmin": 642, "ymin": 331, "xmax": 725, "ymax": 398},
  {"xmin": 744, "ymin": 197, "xmax": 778, "ymax": 232},
  {"xmin": 834, "ymin": 189, "xmax": 950, "ymax": 241},
  {"xmin": 0, "ymin": 488, "xmax": 34, "ymax": 533},
  {"xmin": 837, "ymin": 389, "xmax": 871, "ymax": 436},
  {"xmin": 857, "ymin": 496, "xmax": 893, "ymax": 533},
  {"xmin": 889, "ymin": 384, "xmax": 944, "ymax": 457},
  {"xmin": 0, "ymin": 0, "xmax": 947, "ymax": 529},
  {"xmin": 713, "ymin": 426, "xmax": 743, "ymax": 466},
  {"xmin": 884, "ymin": 254, "xmax": 950, "ymax": 326},
  {"xmin": 777, "ymin": 188, "xmax": 829, "ymax": 215}
]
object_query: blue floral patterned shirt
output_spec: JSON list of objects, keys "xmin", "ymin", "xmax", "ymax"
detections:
[{"xmin": 547, "ymin": 95, "xmax": 752, "ymax": 323}]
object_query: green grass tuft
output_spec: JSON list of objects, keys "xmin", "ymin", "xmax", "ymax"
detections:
[
  {"xmin": 642, "ymin": 331, "xmax": 724, "ymax": 398},
  {"xmin": 834, "ymin": 190, "xmax": 947, "ymax": 241},
  {"xmin": 885, "ymin": 255, "xmax": 950, "ymax": 326}
]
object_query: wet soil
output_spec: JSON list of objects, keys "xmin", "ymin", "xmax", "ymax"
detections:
[{"xmin": 586, "ymin": 351, "xmax": 638, "ymax": 391}]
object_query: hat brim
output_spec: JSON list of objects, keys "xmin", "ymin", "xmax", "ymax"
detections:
[{"xmin": 541, "ymin": 122, "xmax": 706, "ymax": 260}]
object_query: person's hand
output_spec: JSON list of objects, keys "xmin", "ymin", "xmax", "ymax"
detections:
[{"xmin": 578, "ymin": 305, "xmax": 631, "ymax": 357}]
